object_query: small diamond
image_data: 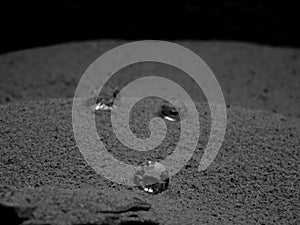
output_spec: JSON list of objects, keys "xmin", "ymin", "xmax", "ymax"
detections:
[
  {"xmin": 89, "ymin": 84, "xmax": 120, "ymax": 111},
  {"xmin": 160, "ymin": 105, "xmax": 180, "ymax": 122},
  {"xmin": 133, "ymin": 161, "xmax": 170, "ymax": 194},
  {"xmin": 158, "ymin": 98, "xmax": 188, "ymax": 122},
  {"xmin": 95, "ymin": 103, "xmax": 116, "ymax": 111}
]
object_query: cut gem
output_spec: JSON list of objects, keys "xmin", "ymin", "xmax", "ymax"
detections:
[
  {"xmin": 158, "ymin": 98, "xmax": 188, "ymax": 122},
  {"xmin": 133, "ymin": 161, "xmax": 169, "ymax": 194},
  {"xmin": 160, "ymin": 104, "xmax": 180, "ymax": 122},
  {"xmin": 88, "ymin": 83, "xmax": 121, "ymax": 111},
  {"xmin": 94, "ymin": 103, "xmax": 115, "ymax": 111}
]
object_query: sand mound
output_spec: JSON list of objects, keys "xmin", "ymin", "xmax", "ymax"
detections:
[
  {"xmin": 0, "ymin": 98, "xmax": 299, "ymax": 224},
  {"xmin": 0, "ymin": 40, "xmax": 299, "ymax": 118}
]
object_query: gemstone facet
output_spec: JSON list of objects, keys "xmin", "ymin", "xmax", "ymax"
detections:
[
  {"xmin": 94, "ymin": 102, "xmax": 115, "ymax": 111},
  {"xmin": 158, "ymin": 98, "xmax": 188, "ymax": 122},
  {"xmin": 88, "ymin": 84, "xmax": 120, "ymax": 111},
  {"xmin": 160, "ymin": 104, "xmax": 180, "ymax": 122},
  {"xmin": 133, "ymin": 161, "xmax": 169, "ymax": 194}
]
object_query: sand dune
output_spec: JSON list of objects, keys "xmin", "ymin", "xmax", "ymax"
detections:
[
  {"xmin": 0, "ymin": 40, "xmax": 299, "ymax": 118},
  {"xmin": 0, "ymin": 41, "xmax": 299, "ymax": 224},
  {"xmin": 0, "ymin": 97, "xmax": 299, "ymax": 225}
]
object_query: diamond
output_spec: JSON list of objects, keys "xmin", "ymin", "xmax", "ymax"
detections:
[
  {"xmin": 133, "ymin": 161, "xmax": 169, "ymax": 194},
  {"xmin": 88, "ymin": 83, "xmax": 120, "ymax": 111},
  {"xmin": 158, "ymin": 98, "xmax": 188, "ymax": 122},
  {"xmin": 94, "ymin": 102, "xmax": 115, "ymax": 111},
  {"xmin": 160, "ymin": 104, "xmax": 180, "ymax": 122}
]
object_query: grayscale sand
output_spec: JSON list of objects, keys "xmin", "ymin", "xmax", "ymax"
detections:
[
  {"xmin": 0, "ymin": 41, "xmax": 299, "ymax": 224},
  {"xmin": 0, "ymin": 40, "xmax": 299, "ymax": 118}
]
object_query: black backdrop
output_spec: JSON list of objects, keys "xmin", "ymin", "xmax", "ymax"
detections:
[{"xmin": 1, "ymin": 1, "xmax": 300, "ymax": 54}]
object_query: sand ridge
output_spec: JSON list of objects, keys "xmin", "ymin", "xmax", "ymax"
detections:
[
  {"xmin": 0, "ymin": 98, "xmax": 299, "ymax": 224},
  {"xmin": 0, "ymin": 40, "xmax": 299, "ymax": 118}
]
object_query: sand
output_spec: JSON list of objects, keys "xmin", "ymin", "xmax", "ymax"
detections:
[
  {"xmin": 0, "ymin": 40, "xmax": 299, "ymax": 224},
  {"xmin": 0, "ymin": 97, "xmax": 299, "ymax": 225},
  {"xmin": 0, "ymin": 40, "xmax": 299, "ymax": 118}
]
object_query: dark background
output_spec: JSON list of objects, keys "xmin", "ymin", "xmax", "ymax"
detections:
[{"xmin": 0, "ymin": 0, "xmax": 300, "ymax": 54}]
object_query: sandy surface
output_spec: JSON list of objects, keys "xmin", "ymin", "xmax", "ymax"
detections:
[
  {"xmin": 0, "ymin": 40, "xmax": 299, "ymax": 118},
  {"xmin": 0, "ymin": 41, "xmax": 299, "ymax": 224},
  {"xmin": 0, "ymin": 97, "xmax": 299, "ymax": 225}
]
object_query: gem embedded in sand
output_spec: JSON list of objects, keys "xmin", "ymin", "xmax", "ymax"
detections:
[
  {"xmin": 90, "ymin": 85, "xmax": 120, "ymax": 111},
  {"xmin": 158, "ymin": 98, "xmax": 188, "ymax": 122},
  {"xmin": 160, "ymin": 104, "xmax": 180, "ymax": 122},
  {"xmin": 133, "ymin": 161, "xmax": 170, "ymax": 194}
]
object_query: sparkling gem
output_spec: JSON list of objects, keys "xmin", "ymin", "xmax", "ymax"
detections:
[
  {"xmin": 94, "ymin": 103, "xmax": 115, "ymax": 111},
  {"xmin": 160, "ymin": 105, "xmax": 179, "ymax": 121},
  {"xmin": 158, "ymin": 98, "xmax": 188, "ymax": 122},
  {"xmin": 133, "ymin": 161, "xmax": 169, "ymax": 194},
  {"xmin": 88, "ymin": 83, "xmax": 120, "ymax": 111}
]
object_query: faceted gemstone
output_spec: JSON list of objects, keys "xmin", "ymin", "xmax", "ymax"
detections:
[
  {"xmin": 88, "ymin": 84, "xmax": 120, "ymax": 111},
  {"xmin": 95, "ymin": 88, "xmax": 120, "ymax": 107},
  {"xmin": 158, "ymin": 98, "xmax": 188, "ymax": 122},
  {"xmin": 160, "ymin": 104, "xmax": 180, "ymax": 122},
  {"xmin": 133, "ymin": 161, "xmax": 169, "ymax": 194},
  {"xmin": 94, "ymin": 102, "xmax": 115, "ymax": 111}
]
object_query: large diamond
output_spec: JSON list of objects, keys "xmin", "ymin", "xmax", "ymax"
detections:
[{"xmin": 133, "ymin": 161, "xmax": 170, "ymax": 194}]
